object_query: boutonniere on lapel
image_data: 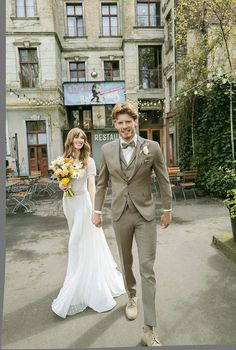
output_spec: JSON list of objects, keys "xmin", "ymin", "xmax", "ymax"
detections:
[{"xmin": 139, "ymin": 141, "xmax": 149, "ymax": 155}]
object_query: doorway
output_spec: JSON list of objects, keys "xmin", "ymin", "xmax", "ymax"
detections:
[
  {"xmin": 26, "ymin": 120, "xmax": 48, "ymax": 176},
  {"xmin": 139, "ymin": 127, "xmax": 163, "ymax": 149}
]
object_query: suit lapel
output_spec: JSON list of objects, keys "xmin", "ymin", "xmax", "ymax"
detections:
[
  {"xmin": 113, "ymin": 139, "xmax": 128, "ymax": 181},
  {"xmin": 127, "ymin": 136, "xmax": 145, "ymax": 181}
]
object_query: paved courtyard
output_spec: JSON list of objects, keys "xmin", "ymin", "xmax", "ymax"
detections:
[{"xmin": 2, "ymin": 189, "xmax": 236, "ymax": 348}]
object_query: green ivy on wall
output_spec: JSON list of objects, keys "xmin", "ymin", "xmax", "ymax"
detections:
[{"xmin": 176, "ymin": 76, "xmax": 236, "ymax": 197}]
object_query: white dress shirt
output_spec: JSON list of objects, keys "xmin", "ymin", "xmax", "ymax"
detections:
[{"xmin": 120, "ymin": 134, "xmax": 137, "ymax": 165}]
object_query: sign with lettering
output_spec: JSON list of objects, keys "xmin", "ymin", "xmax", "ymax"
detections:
[
  {"xmin": 64, "ymin": 81, "xmax": 125, "ymax": 106},
  {"xmin": 92, "ymin": 130, "xmax": 119, "ymax": 169},
  {"xmin": 94, "ymin": 133, "xmax": 119, "ymax": 142}
]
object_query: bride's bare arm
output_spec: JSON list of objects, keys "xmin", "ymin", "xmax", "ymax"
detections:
[{"xmin": 88, "ymin": 174, "xmax": 96, "ymax": 209}]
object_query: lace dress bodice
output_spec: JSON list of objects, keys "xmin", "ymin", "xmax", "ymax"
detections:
[{"xmin": 69, "ymin": 157, "xmax": 96, "ymax": 196}]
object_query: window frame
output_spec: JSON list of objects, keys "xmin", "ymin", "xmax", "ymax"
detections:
[
  {"xmin": 136, "ymin": 0, "xmax": 161, "ymax": 27},
  {"xmin": 26, "ymin": 120, "xmax": 47, "ymax": 146},
  {"xmin": 104, "ymin": 60, "xmax": 120, "ymax": 81},
  {"xmin": 105, "ymin": 104, "xmax": 115, "ymax": 128},
  {"xmin": 101, "ymin": 3, "xmax": 118, "ymax": 36},
  {"xmin": 15, "ymin": 0, "xmax": 36, "ymax": 18},
  {"xmin": 66, "ymin": 3, "xmax": 85, "ymax": 37},
  {"xmin": 19, "ymin": 48, "xmax": 39, "ymax": 88},
  {"xmin": 165, "ymin": 10, "xmax": 173, "ymax": 51},
  {"xmin": 138, "ymin": 45, "xmax": 162, "ymax": 89},
  {"xmin": 69, "ymin": 61, "xmax": 86, "ymax": 82}
]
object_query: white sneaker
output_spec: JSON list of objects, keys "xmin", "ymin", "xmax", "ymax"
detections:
[
  {"xmin": 125, "ymin": 296, "xmax": 138, "ymax": 320},
  {"xmin": 141, "ymin": 326, "xmax": 162, "ymax": 347}
]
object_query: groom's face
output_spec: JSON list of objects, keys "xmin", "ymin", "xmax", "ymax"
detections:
[{"xmin": 114, "ymin": 113, "xmax": 138, "ymax": 142}]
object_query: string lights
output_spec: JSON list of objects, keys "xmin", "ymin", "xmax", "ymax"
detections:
[
  {"xmin": 9, "ymin": 88, "xmax": 64, "ymax": 106},
  {"xmin": 8, "ymin": 67, "xmax": 236, "ymax": 110},
  {"xmin": 173, "ymin": 68, "xmax": 236, "ymax": 102},
  {"xmin": 138, "ymin": 99, "xmax": 165, "ymax": 108}
]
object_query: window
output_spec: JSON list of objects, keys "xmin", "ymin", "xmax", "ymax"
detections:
[
  {"xmin": 69, "ymin": 62, "xmax": 85, "ymax": 81},
  {"xmin": 165, "ymin": 11, "xmax": 173, "ymax": 50},
  {"xmin": 26, "ymin": 121, "xmax": 47, "ymax": 145},
  {"xmin": 66, "ymin": 4, "xmax": 84, "ymax": 37},
  {"xmin": 19, "ymin": 48, "xmax": 39, "ymax": 88},
  {"xmin": 16, "ymin": 0, "xmax": 35, "ymax": 17},
  {"xmin": 139, "ymin": 46, "xmax": 162, "ymax": 89},
  {"xmin": 105, "ymin": 105, "xmax": 114, "ymax": 127},
  {"xmin": 104, "ymin": 61, "xmax": 120, "ymax": 81},
  {"xmin": 101, "ymin": 3, "xmax": 118, "ymax": 36},
  {"xmin": 71, "ymin": 109, "xmax": 93, "ymax": 129},
  {"xmin": 137, "ymin": 0, "xmax": 160, "ymax": 27},
  {"xmin": 83, "ymin": 110, "xmax": 93, "ymax": 129}
]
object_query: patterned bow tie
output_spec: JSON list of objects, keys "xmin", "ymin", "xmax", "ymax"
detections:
[{"xmin": 121, "ymin": 140, "xmax": 136, "ymax": 149}]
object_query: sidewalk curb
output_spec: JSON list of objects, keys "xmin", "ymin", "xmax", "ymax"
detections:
[{"xmin": 212, "ymin": 232, "xmax": 236, "ymax": 263}]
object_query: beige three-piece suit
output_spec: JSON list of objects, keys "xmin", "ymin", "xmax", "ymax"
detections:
[{"xmin": 95, "ymin": 135, "xmax": 172, "ymax": 326}]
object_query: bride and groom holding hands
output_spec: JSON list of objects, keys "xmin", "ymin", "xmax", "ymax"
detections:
[{"xmin": 51, "ymin": 102, "xmax": 172, "ymax": 347}]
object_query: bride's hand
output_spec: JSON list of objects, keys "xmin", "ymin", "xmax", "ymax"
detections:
[
  {"xmin": 59, "ymin": 182, "xmax": 69, "ymax": 191},
  {"xmin": 92, "ymin": 212, "xmax": 102, "ymax": 227}
]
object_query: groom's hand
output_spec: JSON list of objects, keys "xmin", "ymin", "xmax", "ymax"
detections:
[
  {"xmin": 92, "ymin": 212, "xmax": 102, "ymax": 227},
  {"xmin": 160, "ymin": 211, "xmax": 172, "ymax": 229}
]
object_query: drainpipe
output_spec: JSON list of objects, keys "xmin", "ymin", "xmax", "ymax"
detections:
[{"xmin": 14, "ymin": 133, "xmax": 20, "ymax": 176}]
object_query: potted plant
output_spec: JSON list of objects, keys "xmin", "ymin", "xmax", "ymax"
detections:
[{"xmin": 224, "ymin": 189, "xmax": 236, "ymax": 242}]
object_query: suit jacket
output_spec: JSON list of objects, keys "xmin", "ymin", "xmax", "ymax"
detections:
[{"xmin": 95, "ymin": 135, "xmax": 172, "ymax": 221}]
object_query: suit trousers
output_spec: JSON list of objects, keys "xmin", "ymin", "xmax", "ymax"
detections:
[{"xmin": 112, "ymin": 200, "xmax": 157, "ymax": 327}]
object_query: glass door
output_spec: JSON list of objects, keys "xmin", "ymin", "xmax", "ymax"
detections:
[
  {"xmin": 26, "ymin": 121, "xmax": 48, "ymax": 176},
  {"xmin": 139, "ymin": 127, "xmax": 163, "ymax": 149}
]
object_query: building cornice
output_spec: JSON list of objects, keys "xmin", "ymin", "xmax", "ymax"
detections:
[
  {"xmin": 122, "ymin": 38, "xmax": 164, "ymax": 44},
  {"xmin": 6, "ymin": 32, "xmax": 63, "ymax": 51},
  {"xmin": 62, "ymin": 46, "xmax": 123, "ymax": 52}
]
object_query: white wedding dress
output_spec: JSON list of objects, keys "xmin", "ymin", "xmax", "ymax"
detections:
[{"xmin": 51, "ymin": 157, "xmax": 125, "ymax": 318}]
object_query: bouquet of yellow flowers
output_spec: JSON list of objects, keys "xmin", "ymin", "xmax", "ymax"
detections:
[{"xmin": 50, "ymin": 156, "xmax": 84, "ymax": 197}]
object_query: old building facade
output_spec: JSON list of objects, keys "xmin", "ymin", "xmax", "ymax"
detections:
[{"xmin": 6, "ymin": 0, "xmax": 177, "ymax": 174}]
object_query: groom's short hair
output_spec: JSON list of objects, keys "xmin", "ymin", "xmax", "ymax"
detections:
[{"xmin": 112, "ymin": 102, "xmax": 138, "ymax": 121}]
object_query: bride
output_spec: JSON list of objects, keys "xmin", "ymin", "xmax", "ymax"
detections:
[{"xmin": 51, "ymin": 128, "xmax": 125, "ymax": 318}]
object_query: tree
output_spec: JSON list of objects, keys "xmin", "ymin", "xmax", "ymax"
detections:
[{"xmin": 175, "ymin": 0, "xmax": 236, "ymax": 160}]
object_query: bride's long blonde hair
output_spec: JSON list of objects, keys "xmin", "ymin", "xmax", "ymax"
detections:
[{"xmin": 63, "ymin": 128, "xmax": 90, "ymax": 167}]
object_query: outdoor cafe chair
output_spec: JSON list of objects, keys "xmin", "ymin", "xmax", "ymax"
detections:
[
  {"xmin": 37, "ymin": 177, "xmax": 57, "ymax": 196},
  {"xmin": 180, "ymin": 171, "xmax": 197, "ymax": 200},
  {"xmin": 6, "ymin": 179, "xmax": 38, "ymax": 213},
  {"xmin": 168, "ymin": 173, "xmax": 179, "ymax": 201},
  {"xmin": 8, "ymin": 186, "xmax": 35, "ymax": 213},
  {"xmin": 167, "ymin": 166, "xmax": 185, "ymax": 200}
]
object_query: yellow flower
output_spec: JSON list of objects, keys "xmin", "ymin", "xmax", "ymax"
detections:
[
  {"xmin": 61, "ymin": 167, "xmax": 69, "ymax": 176},
  {"xmin": 61, "ymin": 177, "xmax": 70, "ymax": 186},
  {"xmin": 69, "ymin": 167, "xmax": 75, "ymax": 175},
  {"xmin": 55, "ymin": 168, "xmax": 62, "ymax": 177}
]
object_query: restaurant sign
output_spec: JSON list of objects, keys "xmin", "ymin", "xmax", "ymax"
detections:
[
  {"xmin": 93, "ymin": 131, "xmax": 119, "ymax": 142},
  {"xmin": 64, "ymin": 81, "xmax": 125, "ymax": 106}
]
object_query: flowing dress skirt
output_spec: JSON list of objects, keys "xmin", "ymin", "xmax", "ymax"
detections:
[{"xmin": 51, "ymin": 191, "xmax": 125, "ymax": 318}]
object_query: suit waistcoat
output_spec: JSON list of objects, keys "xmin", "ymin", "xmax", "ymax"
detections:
[
  {"xmin": 119, "ymin": 148, "xmax": 137, "ymax": 211},
  {"xmin": 119, "ymin": 147, "xmax": 136, "ymax": 178}
]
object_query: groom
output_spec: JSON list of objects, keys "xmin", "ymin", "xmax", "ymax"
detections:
[{"xmin": 92, "ymin": 102, "xmax": 172, "ymax": 346}]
